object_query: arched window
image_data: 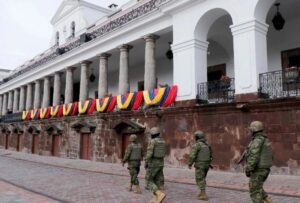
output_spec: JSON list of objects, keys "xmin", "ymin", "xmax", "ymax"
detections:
[
  {"xmin": 56, "ymin": 31, "xmax": 59, "ymax": 46},
  {"xmin": 71, "ymin": 21, "xmax": 75, "ymax": 38}
]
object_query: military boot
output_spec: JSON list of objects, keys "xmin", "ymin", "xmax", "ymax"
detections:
[
  {"xmin": 154, "ymin": 190, "xmax": 166, "ymax": 203},
  {"xmin": 127, "ymin": 183, "xmax": 132, "ymax": 192},
  {"xmin": 149, "ymin": 193, "xmax": 157, "ymax": 203},
  {"xmin": 264, "ymin": 196, "xmax": 273, "ymax": 203},
  {"xmin": 134, "ymin": 185, "xmax": 142, "ymax": 194},
  {"xmin": 198, "ymin": 190, "xmax": 208, "ymax": 201}
]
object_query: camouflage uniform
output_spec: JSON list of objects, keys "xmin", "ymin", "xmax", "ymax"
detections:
[
  {"xmin": 146, "ymin": 127, "xmax": 166, "ymax": 203},
  {"xmin": 122, "ymin": 134, "xmax": 143, "ymax": 194},
  {"xmin": 188, "ymin": 131, "xmax": 212, "ymax": 200},
  {"xmin": 245, "ymin": 121, "xmax": 273, "ymax": 203}
]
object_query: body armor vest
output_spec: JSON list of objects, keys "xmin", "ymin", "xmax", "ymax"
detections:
[
  {"xmin": 258, "ymin": 138, "xmax": 272, "ymax": 168},
  {"xmin": 196, "ymin": 142, "xmax": 211, "ymax": 162},
  {"xmin": 129, "ymin": 144, "xmax": 142, "ymax": 161},
  {"xmin": 153, "ymin": 139, "xmax": 166, "ymax": 158}
]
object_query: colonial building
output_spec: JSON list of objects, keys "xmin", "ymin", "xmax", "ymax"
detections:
[{"xmin": 0, "ymin": 0, "xmax": 299, "ymax": 175}]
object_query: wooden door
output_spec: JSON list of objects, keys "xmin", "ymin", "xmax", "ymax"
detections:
[
  {"xmin": 16, "ymin": 134, "xmax": 21, "ymax": 151},
  {"xmin": 80, "ymin": 133, "xmax": 90, "ymax": 160},
  {"xmin": 32, "ymin": 134, "xmax": 39, "ymax": 154},
  {"xmin": 5, "ymin": 134, "xmax": 9, "ymax": 149},
  {"xmin": 52, "ymin": 135, "xmax": 60, "ymax": 157},
  {"xmin": 121, "ymin": 134, "xmax": 131, "ymax": 159}
]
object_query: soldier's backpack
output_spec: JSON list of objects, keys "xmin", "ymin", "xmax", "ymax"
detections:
[
  {"xmin": 258, "ymin": 137, "xmax": 273, "ymax": 169},
  {"xmin": 129, "ymin": 144, "xmax": 142, "ymax": 161},
  {"xmin": 153, "ymin": 139, "xmax": 166, "ymax": 158},
  {"xmin": 196, "ymin": 141, "xmax": 212, "ymax": 162}
]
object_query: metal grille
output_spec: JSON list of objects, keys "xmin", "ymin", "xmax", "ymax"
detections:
[
  {"xmin": 197, "ymin": 78, "xmax": 235, "ymax": 104},
  {"xmin": 259, "ymin": 69, "xmax": 300, "ymax": 99}
]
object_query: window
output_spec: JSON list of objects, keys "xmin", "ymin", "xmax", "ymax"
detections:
[
  {"xmin": 71, "ymin": 21, "xmax": 75, "ymax": 38},
  {"xmin": 56, "ymin": 31, "xmax": 59, "ymax": 46},
  {"xmin": 281, "ymin": 48, "xmax": 300, "ymax": 69}
]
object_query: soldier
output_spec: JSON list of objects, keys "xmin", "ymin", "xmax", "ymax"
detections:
[
  {"xmin": 245, "ymin": 121, "xmax": 273, "ymax": 203},
  {"xmin": 122, "ymin": 134, "xmax": 143, "ymax": 194},
  {"xmin": 188, "ymin": 130, "xmax": 212, "ymax": 201},
  {"xmin": 145, "ymin": 127, "xmax": 166, "ymax": 203}
]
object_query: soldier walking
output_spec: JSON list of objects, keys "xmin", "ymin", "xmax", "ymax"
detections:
[
  {"xmin": 122, "ymin": 134, "xmax": 143, "ymax": 194},
  {"xmin": 145, "ymin": 127, "xmax": 166, "ymax": 203},
  {"xmin": 188, "ymin": 131, "xmax": 212, "ymax": 201},
  {"xmin": 245, "ymin": 121, "xmax": 273, "ymax": 203}
]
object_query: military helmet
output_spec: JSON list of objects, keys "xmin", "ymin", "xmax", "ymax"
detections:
[
  {"xmin": 248, "ymin": 121, "xmax": 264, "ymax": 132},
  {"xmin": 150, "ymin": 127, "xmax": 160, "ymax": 135},
  {"xmin": 130, "ymin": 134, "xmax": 137, "ymax": 142},
  {"xmin": 194, "ymin": 130, "xmax": 205, "ymax": 139}
]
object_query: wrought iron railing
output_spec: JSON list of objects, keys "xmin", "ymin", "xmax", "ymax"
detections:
[
  {"xmin": 259, "ymin": 68, "xmax": 300, "ymax": 99},
  {"xmin": 196, "ymin": 78, "xmax": 235, "ymax": 104},
  {"xmin": 0, "ymin": 112, "xmax": 22, "ymax": 123}
]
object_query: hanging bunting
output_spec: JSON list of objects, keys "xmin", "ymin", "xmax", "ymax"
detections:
[
  {"xmin": 78, "ymin": 100, "xmax": 95, "ymax": 115},
  {"xmin": 143, "ymin": 87, "xmax": 166, "ymax": 106},
  {"xmin": 96, "ymin": 96, "xmax": 116, "ymax": 113},
  {"xmin": 117, "ymin": 92, "xmax": 135, "ymax": 110},
  {"xmin": 40, "ymin": 107, "xmax": 51, "ymax": 119},
  {"xmin": 22, "ymin": 111, "xmax": 31, "ymax": 120},
  {"xmin": 63, "ymin": 103, "xmax": 73, "ymax": 116},
  {"xmin": 131, "ymin": 91, "xmax": 143, "ymax": 110},
  {"xmin": 30, "ymin": 109, "xmax": 40, "ymax": 120},
  {"xmin": 50, "ymin": 105, "xmax": 63, "ymax": 117},
  {"xmin": 161, "ymin": 85, "xmax": 178, "ymax": 107}
]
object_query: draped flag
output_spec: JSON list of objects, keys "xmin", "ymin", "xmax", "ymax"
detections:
[
  {"xmin": 117, "ymin": 91, "xmax": 143, "ymax": 110},
  {"xmin": 30, "ymin": 109, "xmax": 40, "ymax": 120},
  {"xmin": 78, "ymin": 100, "xmax": 95, "ymax": 115},
  {"xmin": 22, "ymin": 111, "xmax": 31, "ymax": 120},
  {"xmin": 143, "ymin": 85, "xmax": 178, "ymax": 107},
  {"xmin": 63, "ymin": 102, "xmax": 78, "ymax": 116},
  {"xmin": 50, "ymin": 105, "xmax": 63, "ymax": 117},
  {"xmin": 40, "ymin": 107, "xmax": 51, "ymax": 119},
  {"xmin": 96, "ymin": 96, "xmax": 116, "ymax": 113}
]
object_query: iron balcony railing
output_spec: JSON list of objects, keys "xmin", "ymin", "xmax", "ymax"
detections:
[
  {"xmin": 197, "ymin": 78, "xmax": 235, "ymax": 104},
  {"xmin": 259, "ymin": 68, "xmax": 300, "ymax": 99}
]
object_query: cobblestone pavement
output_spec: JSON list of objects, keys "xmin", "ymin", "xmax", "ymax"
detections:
[{"xmin": 0, "ymin": 154, "xmax": 300, "ymax": 202}]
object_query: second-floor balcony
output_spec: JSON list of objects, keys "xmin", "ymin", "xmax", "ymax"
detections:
[
  {"xmin": 197, "ymin": 78, "xmax": 235, "ymax": 104},
  {"xmin": 259, "ymin": 67, "xmax": 300, "ymax": 99}
]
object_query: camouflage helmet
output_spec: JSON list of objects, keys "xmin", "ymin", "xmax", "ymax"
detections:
[
  {"xmin": 130, "ymin": 134, "xmax": 137, "ymax": 142},
  {"xmin": 248, "ymin": 121, "xmax": 264, "ymax": 133},
  {"xmin": 194, "ymin": 130, "xmax": 205, "ymax": 139},
  {"xmin": 150, "ymin": 127, "xmax": 160, "ymax": 135}
]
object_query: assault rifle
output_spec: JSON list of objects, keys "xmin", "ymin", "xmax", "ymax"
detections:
[{"xmin": 236, "ymin": 150, "xmax": 247, "ymax": 165}]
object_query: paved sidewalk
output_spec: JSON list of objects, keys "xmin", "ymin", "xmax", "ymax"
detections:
[{"xmin": 1, "ymin": 149, "xmax": 300, "ymax": 198}]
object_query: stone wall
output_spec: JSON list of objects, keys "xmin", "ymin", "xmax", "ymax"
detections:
[{"xmin": 0, "ymin": 98, "xmax": 299, "ymax": 175}]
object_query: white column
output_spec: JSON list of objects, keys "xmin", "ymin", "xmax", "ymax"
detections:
[
  {"xmin": 13, "ymin": 88, "xmax": 19, "ymax": 113},
  {"xmin": 7, "ymin": 91, "xmax": 13, "ymax": 112},
  {"xmin": 2, "ymin": 93, "xmax": 8, "ymax": 115},
  {"xmin": 97, "ymin": 53, "xmax": 111, "ymax": 98},
  {"xmin": 53, "ymin": 72, "xmax": 62, "ymax": 106},
  {"xmin": 118, "ymin": 44, "xmax": 132, "ymax": 95},
  {"xmin": 172, "ymin": 39, "xmax": 209, "ymax": 101},
  {"xmin": 0, "ymin": 95, "xmax": 2, "ymax": 116},
  {"xmin": 144, "ymin": 34, "xmax": 159, "ymax": 91},
  {"xmin": 42, "ymin": 76, "xmax": 51, "ymax": 108},
  {"xmin": 230, "ymin": 20, "xmax": 269, "ymax": 95},
  {"xmin": 19, "ymin": 86, "xmax": 26, "ymax": 112},
  {"xmin": 65, "ymin": 67, "xmax": 75, "ymax": 104},
  {"xmin": 79, "ymin": 61, "xmax": 91, "ymax": 102},
  {"xmin": 34, "ymin": 80, "xmax": 41, "ymax": 109},
  {"xmin": 26, "ymin": 83, "xmax": 33, "ymax": 110}
]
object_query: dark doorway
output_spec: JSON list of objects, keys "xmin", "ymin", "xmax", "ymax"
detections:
[
  {"xmin": 32, "ymin": 135, "xmax": 39, "ymax": 154},
  {"xmin": 282, "ymin": 47, "xmax": 300, "ymax": 69},
  {"xmin": 16, "ymin": 134, "xmax": 21, "ymax": 152},
  {"xmin": 5, "ymin": 134, "xmax": 9, "ymax": 149},
  {"xmin": 80, "ymin": 133, "xmax": 90, "ymax": 160},
  {"xmin": 52, "ymin": 135, "xmax": 60, "ymax": 157},
  {"xmin": 207, "ymin": 64, "xmax": 226, "ymax": 81},
  {"xmin": 73, "ymin": 82, "xmax": 80, "ymax": 102}
]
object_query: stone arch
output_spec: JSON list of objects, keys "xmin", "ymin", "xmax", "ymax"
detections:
[
  {"xmin": 254, "ymin": 0, "xmax": 276, "ymax": 23},
  {"xmin": 194, "ymin": 8, "xmax": 234, "ymax": 41}
]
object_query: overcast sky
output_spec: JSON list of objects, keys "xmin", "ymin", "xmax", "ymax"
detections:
[{"xmin": 0, "ymin": 0, "xmax": 128, "ymax": 70}]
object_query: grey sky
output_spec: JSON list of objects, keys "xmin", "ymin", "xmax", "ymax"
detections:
[{"xmin": 0, "ymin": 0, "xmax": 128, "ymax": 70}]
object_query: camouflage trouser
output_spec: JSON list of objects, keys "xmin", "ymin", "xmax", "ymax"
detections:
[
  {"xmin": 249, "ymin": 168, "xmax": 270, "ymax": 203},
  {"xmin": 145, "ymin": 168, "xmax": 150, "ymax": 188},
  {"xmin": 148, "ymin": 166, "xmax": 164, "ymax": 193},
  {"xmin": 195, "ymin": 166, "xmax": 209, "ymax": 190},
  {"xmin": 128, "ymin": 166, "xmax": 140, "ymax": 185}
]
